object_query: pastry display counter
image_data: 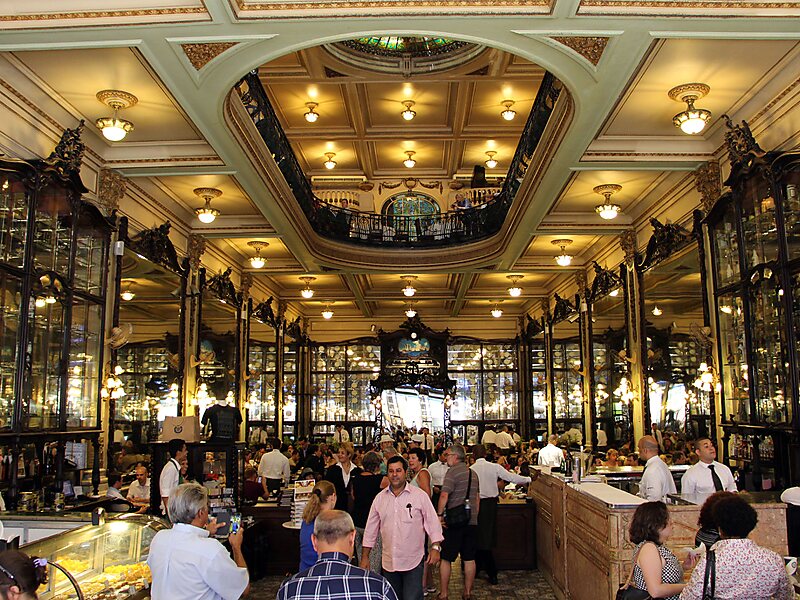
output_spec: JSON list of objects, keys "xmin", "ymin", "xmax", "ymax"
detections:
[
  {"xmin": 20, "ymin": 513, "xmax": 168, "ymax": 600},
  {"xmin": 531, "ymin": 469, "xmax": 788, "ymax": 600},
  {"xmin": 0, "ymin": 511, "xmax": 93, "ymax": 545}
]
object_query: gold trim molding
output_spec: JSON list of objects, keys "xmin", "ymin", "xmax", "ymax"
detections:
[
  {"xmin": 97, "ymin": 169, "xmax": 127, "ymax": 215},
  {"xmin": 693, "ymin": 160, "xmax": 721, "ymax": 213},
  {"xmin": 550, "ymin": 37, "xmax": 609, "ymax": 66},
  {"xmin": 0, "ymin": 7, "xmax": 208, "ymax": 22},
  {"xmin": 181, "ymin": 42, "xmax": 239, "ymax": 70}
]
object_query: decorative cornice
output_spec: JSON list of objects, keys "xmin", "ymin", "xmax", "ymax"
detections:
[
  {"xmin": 0, "ymin": 7, "xmax": 208, "ymax": 22},
  {"xmin": 104, "ymin": 156, "xmax": 221, "ymax": 165},
  {"xmin": 693, "ymin": 160, "xmax": 721, "ymax": 213},
  {"xmin": 579, "ymin": 0, "xmax": 799, "ymax": 11},
  {"xmin": 619, "ymin": 229, "xmax": 637, "ymax": 265},
  {"xmin": 236, "ymin": 0, "xmax": 550, "ymax": 11},
  {"xmin": 550, "ymin": 36, "xmax": 609, "ymax": 66},
  {"xmin": 97, "ymin": 169, "xmax": 127, "ymax": 215},
  {"xmin": 181, "ymin": 42, "xmax": 239, "ymax": 71},
  {"xmin": 188, "ymin": 233, "xmax": 207, "ymax": 271}
]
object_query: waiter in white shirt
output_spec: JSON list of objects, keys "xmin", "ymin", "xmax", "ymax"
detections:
[
  {"xmin": 637, "ymin": 435, "xmax": 676, "ymax": 501},
  {"xmin": 428, "ymin": 448, "xmax": 450, "ymax": 508},
  {"xmin": 420, "ymin": 427, "xmax": 435, "ymax": 464},
  {"xmin": 159, "ymin": 438, "xmax": 187, "ymax": 518},
  {"xmin": 494, "ymin": 426, "xmax": 515, "ymax": 454},
  {"xmin": 470, "ymin": 445, "xmax": 533, "ymax": 584},
  {"xmin": 258, "ymin": 441, "xmax": 291, "ymax": 496},
  {"xmin": 537, "ymin": 435, "xmax": 565, "ymax": 468},
  {"xmin": 333, "ymin": 424, "xmax": 350, "ymax": 444},
  {"xmin": 681, "ymin": 437, "xmax": 737, "ymax": 494},
  {"xmin": 481, "ymin": 426, "xmax": 497, "ymax": 447}
]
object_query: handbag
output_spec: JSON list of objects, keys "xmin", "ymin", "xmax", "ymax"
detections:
[
  {"xmin": 701, "ymin": 549, "xmax": 717, "ymax": 600},
  {"xmin": 616, "ymin": 546, "xmax": 651, "ymax": 600},
  {"xmin": 444, "ymin": 470, "xmax": 473, "ymax": 528}
]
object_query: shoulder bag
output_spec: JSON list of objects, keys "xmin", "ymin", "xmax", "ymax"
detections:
[
  {"xmin": 616, "ymin": 545, "xmax": 651, "ymax": 600},
  {"xmin": 444, "ymin": 469, "xmax": 473, "ymax": 528},
  {"xmin": 701, "ymin": 549, "xmax": 717, "ymax": 600}
]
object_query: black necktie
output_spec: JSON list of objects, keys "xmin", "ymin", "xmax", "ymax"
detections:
[{"xmin": 708, "ymin": 464, "xmax": 723, "ymax": 491}]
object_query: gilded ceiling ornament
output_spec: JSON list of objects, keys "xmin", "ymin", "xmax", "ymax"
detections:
[
  {"xmin": 97, "ymin": 169, "xmax": 127, "ymax": 214},
  {"xmin": 378, "ymin": 178, "xmax": 443, "ymax": 194},
  {"xmin": 550, "ymin": 37, "xmax": 609, "ymax": 66},
  {"xmin": 619, "ymin": 229, "xmax": 637, "ymax": 265},
  {"xmin": 575, "ymin": 269, "xmax": 588, "ymax": 293},
  {"xmin": 187, "ymin": 233, "xmax": 207, "ymax": 271},
  {"xmin": 240, "ymin": 273, "xmax": 253, "ymax": 299},
  {"xmin": 693, "ymin": 160, "xmax": 721, "ymax": 213},
  {"xmin": 181, "ymin": 43, "xmax": 239, "ymax": 71}
]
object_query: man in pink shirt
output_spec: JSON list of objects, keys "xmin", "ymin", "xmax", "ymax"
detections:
[{"xmin": 360, "ymin": 455, "xmax": 443, "ymax": 600}]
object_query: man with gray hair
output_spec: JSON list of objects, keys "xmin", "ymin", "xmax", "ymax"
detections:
[
  {"xmin": 148, "ymin": 482, "xmax": 249, "ymax": 600},
  {"xmin": 279, "ymin": 510, "xmax": 397, "ymax": 600}
]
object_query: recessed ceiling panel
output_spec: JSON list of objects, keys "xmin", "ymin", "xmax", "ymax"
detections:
[{"xmin": 265, "ymin": 82, "xmax": 351, "ymax": 131}]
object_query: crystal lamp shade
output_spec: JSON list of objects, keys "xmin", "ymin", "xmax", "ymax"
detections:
[
  {"xmin": 508, "ymin": 285, "xmax": 522, "ymax": 297},
  {"xmin": 249, "ymin": 256, "xmax": 265, "ymax": 269},
  {"xmin": 301, "ymin": 288, "xmax": 315, "ymax": 299},
  {"xmin": 500, "ymin": 100, "xmax": 516, "ymax": 121},
  {"xmin": 673, "ymin": 105, "xmax": 712, "ymax": 135},
  {"xmin": 555, "ymin": 253, "xmax": 573, "ymax": 267},
  {"xmin": 595, "ymin": 203, "xmax": 621, "ymax": 220},
  {"xmin": 321, "ymin": 306, "xmax": 334, "ymax": 319},
  {"xmin": 96, "ymin": 117, "xmax": 134, "ymax": 141},
  {"xmin": 403, "ymin": 151, "xmax": 416, "ymax": 168},
  {"xmin": 401, "ymin": 100, "xmax": 416, "ymax": 121},
  {"xmin": 323, "ymin": 152, "xmax": 337, "ymax": 169},
  {"xmin": 304, "ymin": 102, "xmax": 319, "ymax": 123},
  {"xmin": 491, "ymin": 305, "xmax": 503, "ymax": 318},
  {"xmin": 403, "ymin": 285, "xmax": 416, "ymax": 297}
]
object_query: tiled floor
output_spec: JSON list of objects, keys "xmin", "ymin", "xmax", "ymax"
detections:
[{"xmin": 250, "ymin": 561, "xmax": 557, "ymax": 599}]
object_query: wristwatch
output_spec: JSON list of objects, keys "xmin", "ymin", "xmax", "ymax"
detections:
[{"xmin": 431, "ymin": 543, "xmax": 442, "ymax": 552}]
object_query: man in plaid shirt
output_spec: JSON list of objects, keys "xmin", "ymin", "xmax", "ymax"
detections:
[{"xmin": 278, "ymin": 510, "xmax": 397, "ymax": 600}]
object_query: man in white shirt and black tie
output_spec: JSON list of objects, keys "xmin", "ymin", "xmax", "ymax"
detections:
[
  {"xmin": 681, "ymin": 437, "xmax": 737, "ymax": 495},
  {"xmin": 334, "ymin": 424, "xmax": 350, "ymax": 445}
]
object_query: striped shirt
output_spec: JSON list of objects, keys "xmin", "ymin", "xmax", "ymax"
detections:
[{"xmin": 277, "ymin": 552, "xmax": 397, "ymax": 600}]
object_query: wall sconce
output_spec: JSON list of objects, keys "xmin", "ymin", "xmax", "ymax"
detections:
[
  {"xmin": 491, "ymin": 303, "xmax": 504, "ymax": 318},
  {"xmin": 668, "ymin": 83, "xmax": 712, "ymax": 135},
  {"xmin": 304, "ymin": 102, "xmax": 320, "ymax": 123},
  {"xmin": 300, "ymin": 276, "xmax": 316, "ymax": 299},
  {"xmin": 194, "ymin": 187, "xmax": 222, "ymax": 224},
  {"xmin": 401, "ymin": 275, "xmax": 418, "ymax": 297},
  {"xmin": 506, "ymin": 275, "xmax": 523, "ymax": 297},
  {"xmin": 500, "ymin": 100, "xmax": 516, "ymax": 121},
  {"xmin": 403, "ymin": 151, "xmax": 417, "ymax": 169},
  {"xmin": 552, "ymin": 239, "xmax": 573, "ymax": 266},
  {"xmin": 321, "ymin": 303, "xmax": 334, "ymax": 319},
  {"xmin": 405, "ymin": 301, "xmax": 417, "ymax": 318},
  {"xmin": 247, "ymin": 241, "xmax": 268, "ymax": 269},
  {"xmin": 485, "ymin": 151, "xmax": 498, "ymax": 169},
  {"xmin": 401, "ymin": 100, "xmax": 417, "ymax": 121},
  {"xmin": 95, "ymin": 89, "xmax": 137, "ymax": 141},
  {"xmin": 594, "ymin": 184, "xmax": 622, "ymax": 220},
  {"xmin": 323, "ymin": 152, "xmax": 337, "ymax": 169}
]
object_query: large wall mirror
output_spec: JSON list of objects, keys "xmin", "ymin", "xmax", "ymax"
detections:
[
  {"xmin": 246, "ymin": 303, "xmax": 279, "ymax": 443},
  {"xmin": 115, "ymin": 222, "xmax": 187, "ymax": 446},
  {"xmin": 527, "ymin": 316, "xmax": 548, "ymax": 442},
  {"xmin": 550, "ymin": 294, "xmax": 584, "ymax": 442},
  {"xmin": 639, "ymin": 221, "xmax": 712, "ymax": 440}
]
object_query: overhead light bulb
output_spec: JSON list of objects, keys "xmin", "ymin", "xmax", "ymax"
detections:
[
  {"xmin": 35, "ymin": 297, "xmax": 46, "ymax": 308},
  {"xmin": 401, "ymin": 100, "xmax": 416, "ymax": 121},
  {"xmin": 121, "ymin": 288, "xmax": 135, "ymax": 301},
  {"xmin": 405, "ymin": 303, "xmax": 417, "ymax": 318},
  {"xmin": 500, "ymin": 100, "xmax": 516, "ymax": 121},
  {"xmin": 304, "ymin": 102, "xmax": 320, "ymax": 123},
  {"xmin": 593, "ymin": 184, "xmax": 623, "ymax": 220},
  {"xmin": 321, "ymin": 304, "xmax": 334, "ymax": 319},
  {"xmin": 403, "ymin": 151, "xmax": 416, "ymax": 169},
  {"xmin": 194, "ymin": 187, "xmax": 222, "ymax": 224},
  {"xmin": 668, "ymin": 83, "xmax": 712, "ymax": 135},
  {"xmin": 552, "ymin": 239, "xmax": 573, "ymax": 267},
  {"xmin": 652, "ymin": 305, "xmax": 663, "ymax": 316},
  {"xmin": 401, "ymin": 275, "xmax": 418, "ymax": 297},
  {"xmin": 300, "ymin": 276, "xmax": 316, "ymax": 299},
  {"xmin": 506, "ymin": 274, "xmax": 523, "ymax": 297},
  {"xmin": 95, "ymin": 90, "xmax": 137, "ymax": 142},
  {"xmin": 609, "ymin": 288, "xmax": 620, "ymax": 297},
  {"xmin": 491, "ymin": 304, "xmax": 503, "ymax": 318},
  {"xmin": 247, "ymin": 241, "xmax": 268, "ymax": 269},
  {"xmin": 323, "ymin": 152, "xmax": 337, "ymax": 169},
  {"xmin": 485, "ymin": 151, "xmax": 498, "ymax": 169}
]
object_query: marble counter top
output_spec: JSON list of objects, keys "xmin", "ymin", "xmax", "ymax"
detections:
[{"xmin": 569, "ymin": 481, "xmax": 646, "ymax": 508}]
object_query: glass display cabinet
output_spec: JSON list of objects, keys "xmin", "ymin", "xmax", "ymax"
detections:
[
  {"xmin": 704, "ymin": 119, "xmax": 800, "ymax": 489},
  {"xmin": 21, "ymin": 513, "xmax": 168, "ymax": 600},
  {"xmin": 549, "ymin": 294, "xmax": 584, "ymax": 439},
  {"xmin": 527, "ymin": 317, "xmax": 548, "ymax": 442},
  {"xmin": 0, "ymin": 124, "xmax": 112, "ymax": 503}
]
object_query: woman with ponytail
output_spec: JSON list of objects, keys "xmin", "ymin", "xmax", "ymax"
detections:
[
  {"xmin": 0, "ymin": 550, "xmax": 47, "ymax": 600},
  {"xmin": 299, "ymin": 480, "xmax": 337, "ymax": 572}
]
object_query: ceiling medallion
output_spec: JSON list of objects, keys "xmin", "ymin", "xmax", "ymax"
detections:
[
  {"xmin": 669, "ymin": 83, "xmax": 712, "ymax": 135},
  {"xmin": 593, "ymin": 184, "xmax": 622, "ymax": 220}
]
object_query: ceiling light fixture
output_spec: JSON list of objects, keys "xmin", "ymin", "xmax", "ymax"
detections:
[
  {"xmin": 593, "ymin": 184, "xmax": 623, "ymax": 220},
  {"xmin": 609, "ymin": 288, "xmax": 620, "ymax": 297},
  {"xmin": 668, "ymin": 83, "xmax": 712, "ymax": 135},
  {"xmin": 506, "ymin": 274, "xmax": 523, "ymax": 297},
  {"xmin": 405, "ymin": 302, "xmax": 417, "ymax": 318},
  {"xmin": 552, "ymin": 239, "xmax": 574, "ymax": 267},
  {"xmin": 401, "ymin": 275, "xmax": 418, "ymax": 297},
  {"xmin": 304, "ymin": 102, "xmax": 320, "ymax": 123},
  {"xmin": 401, "ymin": 100, "xmax": 417, "ymax": 121},
  {"xmin": 300, "ymin": 276, "xmax": 317, "ymax": 299},
  {"xmin": 485, "ymin": 151, "xmax": 498, "ymax": 169},
  {"xmin": 491, "ymin": 303, "xmax": 504, "ymax": 318},
  {"xmin": 121, "ymin": 283, "xmax": 135, "ymax": 301},
  {"xmin": 500, "ymin": 100, "xmax": 516, "ymax": 121},
  {"xmin": 652, "ymin": 305, "xmax": 663, "ymax": 316},
  {"xmin": 321, "ymin": 303, "xmax": 334, "ymax": 319},
  {"xmin": 247, "ymin": 241, "xmax": 268, "ymax": 269},
  {"xmin": 194, "ymin": 187, "xmax": 222, "ymax": 224},
  {"xmin": 403, "ymin": 151, "xmax": 417, "ymax": 169},
  {"xmin": 95, "ymin": 90, "xmax": 138, "ymax": 142},
  {"xmin": 323, "ymin": 152, "xmax": 337, "ymax": 169}
]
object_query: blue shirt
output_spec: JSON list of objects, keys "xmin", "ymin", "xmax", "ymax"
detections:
[
  {"xmin": 278, "ymin": 551, "xmax": 397, "ymax": 600},
  {"xmin": 299, "ymin": 520, "xmax": 317, "ymax": 572}
]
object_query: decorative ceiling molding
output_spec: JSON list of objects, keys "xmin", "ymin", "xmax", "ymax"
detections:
[
  {"xmin": 578, "ymin": 0, "xmax": 800, "ymax": 16},
  {"xmin": 181, "ymin": 43, "xmax": 240, "ymax": 71},
  {"xmin": 0, "ymin": 6, "xmax": 209, "ymax": 28},
  {"xmin": 549, "ymin": 36, "xmax": 609, "ymax": 66}
]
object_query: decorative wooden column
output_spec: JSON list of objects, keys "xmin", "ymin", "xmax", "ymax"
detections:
[
  {"xmin": 186, "ymin": 234, "xmax": 206, "ymax": 417},
  {"xmin": 620, "ymin": 229, "xmax": 646, "ymax": 443},
  {"xmin": 518, "ymin": 315, "xmax": 532, "ymax": 440},
  {"xmin": 542, "ymin": 298, "xmax": 555, "ymax": 436},
  {"xmin": 274, "ymin": 300, "xmax": 288, "ymax": 440},
  {"xmin": 295, "ymin": 318, "xmax": 312, "ymax": 439},
  {"xmin": 239, "ymin": 274, "xmax": 253, "ymax": 442},
  {"xmin": 576, "ymin": 269, "xmax": 597, "ymax": 449}
]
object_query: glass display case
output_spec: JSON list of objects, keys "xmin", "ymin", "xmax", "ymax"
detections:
[
  {"xmin": 529, "ymin": 336, "xmax": 548, "ymax": 440},
  {"xmin": 22, "ymin": 514, "xmax": 168, "ymax": 600},
  {"xmin": 704, "ymin": 119, "xmax": 800, "ymax": 488}
]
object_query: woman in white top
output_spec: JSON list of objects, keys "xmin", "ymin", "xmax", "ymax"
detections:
[
  {"xmin": 408, "ymin": 448, "xmax": 432, "ymax": 497},
  {"xmin": 323, "ymin": 441, "xmax": 361, "ymax": 511}
]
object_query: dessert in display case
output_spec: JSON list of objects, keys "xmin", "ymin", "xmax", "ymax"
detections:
[
  {"xmin": 21, "ymin": 514, "xmax": 167, "ymax": 600},
  {"xmin": 704, "ymin": 118, "xmax": 800, "ymax": 489}
]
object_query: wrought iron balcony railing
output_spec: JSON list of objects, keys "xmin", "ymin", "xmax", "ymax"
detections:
[{"xmin": 235, "ymin": 70, "xmax": 561, "ymax": 249}]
